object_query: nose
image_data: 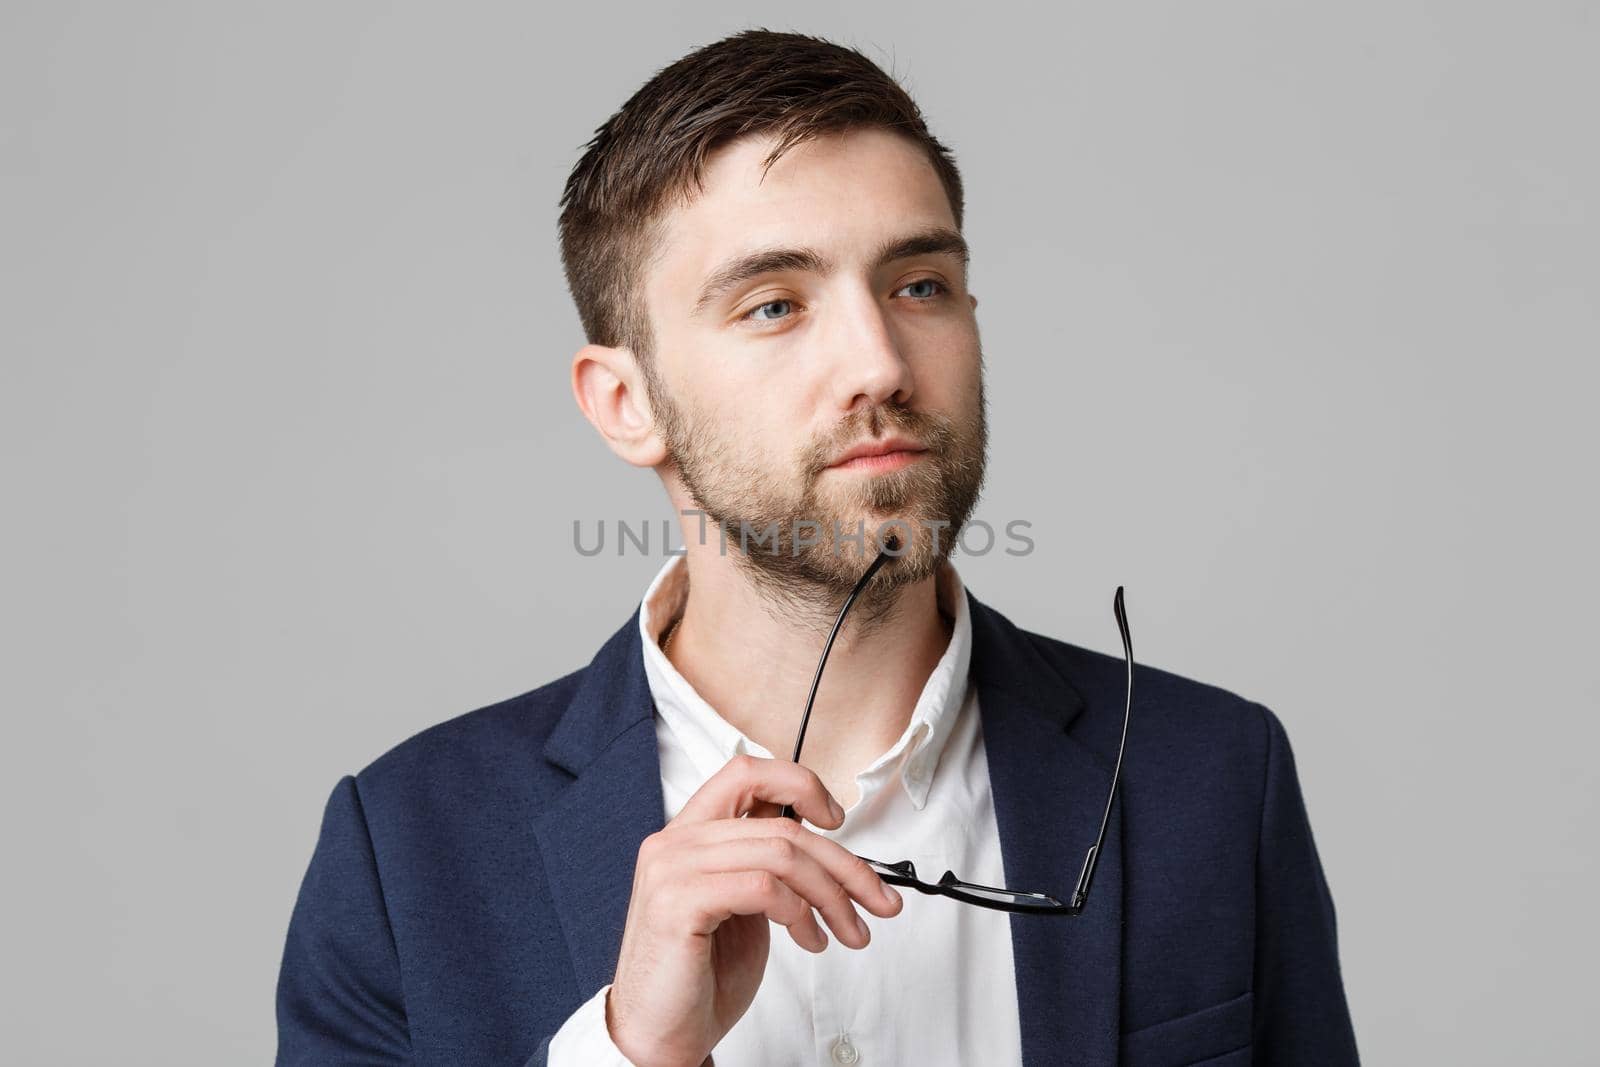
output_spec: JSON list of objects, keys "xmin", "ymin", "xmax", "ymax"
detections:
[{"xmin": 825, "ymin": 285, "xmax": 915, "ymax": 413}]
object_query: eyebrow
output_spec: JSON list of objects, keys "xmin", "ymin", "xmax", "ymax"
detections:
[{"xmin": 692, "ymin": 226, "xmax": 971, "ymax": 317}]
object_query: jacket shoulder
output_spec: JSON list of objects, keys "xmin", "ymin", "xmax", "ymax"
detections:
[
  {"xmin": 348, "ymin": 665, "xmax": 587, "ymax": 814},
  {"xmin": 1015, "ymin": 622, "xmax": 1278, "ymax": 774}
]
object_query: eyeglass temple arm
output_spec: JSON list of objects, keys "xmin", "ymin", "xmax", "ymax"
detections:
[
  {"xmin": 779, "ymin": 540, "xmax": 899, "ymax": 822},
  {"xmin": 775, "ymin": 557, "xmax": 1133, "ymax": 913},
  {"xmin": 1073, "ymin": 585, "xmax": 1133, "ymax": 911}
]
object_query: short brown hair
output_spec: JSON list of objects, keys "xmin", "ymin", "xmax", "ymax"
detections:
[{"xmin": 557, "ymin": 28, "xmax": 965, "ymax": 364}]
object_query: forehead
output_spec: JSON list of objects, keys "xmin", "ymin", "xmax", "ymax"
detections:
[{"xmin": 645, "ymin": 127, "xmax": 958, "ymax": 312}]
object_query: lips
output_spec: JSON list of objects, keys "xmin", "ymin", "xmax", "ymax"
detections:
[{"xmin": 826, "ymin": 436, "xmax": 928, "ymax": 469}]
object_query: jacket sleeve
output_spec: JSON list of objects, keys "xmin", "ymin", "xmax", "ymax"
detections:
[
  {"xmin": 277, "ymin": 777, "xmax": 571, "ymax": 1066},
  {"xmin": 276, "ymin": 776, "xmax": 411, "ymax": 1065},
  {"xmin": 1251, "ymin": 704, "xmax": 1361, "ymax": 1065}
]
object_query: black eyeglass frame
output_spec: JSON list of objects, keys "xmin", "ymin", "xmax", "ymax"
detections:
[{"xmin": 777, "ymin": 548, "xmax": 1133, "ymax": 917}]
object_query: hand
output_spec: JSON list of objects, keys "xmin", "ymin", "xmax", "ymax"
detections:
[{"xmin": 605, "ymin": 754, "xmax": 905, "ymax": 1067}]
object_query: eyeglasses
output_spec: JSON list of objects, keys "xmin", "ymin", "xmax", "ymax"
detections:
[{"xmin": 778, "ymin": 547, "xmax": 1133, "ymax": 916}]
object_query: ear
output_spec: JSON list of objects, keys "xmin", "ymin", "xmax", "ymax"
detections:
[{"xmin": 571, "ymin": 343, "xmax": 669, "ymax": 468}]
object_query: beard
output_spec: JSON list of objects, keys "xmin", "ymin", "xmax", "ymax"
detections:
[{"xmin": 648, "ymin": 364, "xmax": 988, "ymax": 615}]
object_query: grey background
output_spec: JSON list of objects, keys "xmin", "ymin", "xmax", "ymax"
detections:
[{"xmin": 3, "ymin": 3, "xmax": 1595, "ymax": 1063}]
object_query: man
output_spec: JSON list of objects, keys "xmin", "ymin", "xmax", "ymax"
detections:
[{"xmin": 276, "ymin": 28, "xmax": 1359, "ymax": 1067}]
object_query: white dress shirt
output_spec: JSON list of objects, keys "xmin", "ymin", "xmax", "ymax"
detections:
[{"xmin": 548, "ymin": 555, "xmax": 1023, "ymax": 1067}]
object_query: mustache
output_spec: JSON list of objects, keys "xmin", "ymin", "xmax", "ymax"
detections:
[{"xmin": 802, "ymin": 405, "xmax": 956, "ymax": 475}]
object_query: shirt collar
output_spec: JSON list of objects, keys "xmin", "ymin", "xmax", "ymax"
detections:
[{"xmin": 638, "ymin": 553, "xmax": 972, "ymax": 811}]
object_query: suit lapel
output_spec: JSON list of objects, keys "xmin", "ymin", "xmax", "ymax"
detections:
[
  {"xmin": 531, "ymin": 609, "xmax": 667, "ymax": 993},
  {"xmin": 530, "ymin": 593, "xmax": 1125, "ymax": 1062},
  {"xmin": 969, "ymin": 591, "xmax": 1124, "ymax": 1067}
]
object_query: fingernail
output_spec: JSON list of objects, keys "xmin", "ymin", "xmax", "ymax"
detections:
[
  {"xmin": 829, "ymin": 797, "xmax": 845, "ymax": 821},
  {"xmin": 882, "ymin": 884, "xmax": 901, "ymax": 907},
  {"xmin": 855, "ymin": 915, "xmax": 870, "ymax": 942}
]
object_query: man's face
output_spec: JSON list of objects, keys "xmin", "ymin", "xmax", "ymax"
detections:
[{"xmin": 641, "ymin": 127, "xmax": 987, "ymax": 595}]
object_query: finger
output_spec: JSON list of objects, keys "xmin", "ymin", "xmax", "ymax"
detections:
[
  {"xmin": 692, "ymin": 835, "xmax": 877, "ymax": 949},
  {"xmin": 675, "ymin": 754, "xmax": 844, "ymax": 829},
  {"xmin": 676, "ymin": 816, "xmax": 905, "ymax": 920},
  {"xmin": 681, "ymin": 870, "xmax": 829, "ymax": 953}
]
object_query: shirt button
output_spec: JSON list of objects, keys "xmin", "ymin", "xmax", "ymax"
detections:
[{"xmin": 831, "ymin": 1034, "xmax": 860, "ymax": 1065}]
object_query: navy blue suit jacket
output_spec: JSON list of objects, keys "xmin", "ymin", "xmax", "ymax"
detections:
[{"xmin": 276, "ymin": 589, "xmax": 1359, "ymax": 1065}]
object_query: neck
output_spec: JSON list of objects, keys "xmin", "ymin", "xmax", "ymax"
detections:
[{"xmin": 662, "ymin": 531, "xmax": 954, "ymax": 808}]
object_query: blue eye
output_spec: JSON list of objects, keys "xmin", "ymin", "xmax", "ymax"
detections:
[
  {"xmin": 746, "ymin": 299, "xmax": 793, "ymax": 322},
  {"xmin": 900, "ymin": 278, "xmax": 945, "ymax": 299},
  {"xmin": 740, "ymin": 279, "xmax": 947, "ymax": 328}
]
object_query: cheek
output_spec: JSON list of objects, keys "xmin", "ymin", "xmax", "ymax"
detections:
[
  {"xmin": 913, "ymin": 337, "xmax": 982, "ymax": 406},
  {"xmin": 756, "ymin": 400, "xmax": 815, "ymax": 463},
  {"xmin": 698, "ymin": 390, "xmax": 803, "ymax": 463}
]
